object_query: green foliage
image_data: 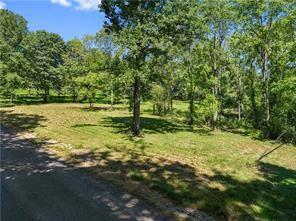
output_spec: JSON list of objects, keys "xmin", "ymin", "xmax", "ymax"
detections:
[
  {"xmin": 266, "ymin": 76, "xmax": 296, "ymax": 142},
  {"xmin": 75, "ymin": 72, "xmax": 103, "ymax": 107},
  {"xmin": 60, "ymin": 39, "xmax": 87, "ymax": 102},
  {"xmin": 1, "ymin": 4, "xmax": 296, "ymax": 221},
  {"xmin": 1, "ymin": 2, "xmax": 295, "ymax": 141},
  {"xmin": 0, "ymin": 9, "xmax": 29, "ymax": 98},
  {"xmin": 151, "ymin": 84, "xmax": 169, "ymax": 116},
  {"xmin": 23, "ymin": 30, "xmax": 66, "ymax": 101},
  {"xmin": 195, "ymin": 93, "xmax": 220, "ymax": 125},
  {"xmin": 1, "ymin": 72, "xmax": 22, "ymax": 103},
  {"xmin": 0, "ymin": 9, "xmax": 28, "ymax": 49}
]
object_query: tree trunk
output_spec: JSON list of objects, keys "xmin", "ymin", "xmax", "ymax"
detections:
[
  {"xmin": 10, "ymin": 94, "xmax": 13, "ymax": 105},
  {"xmin": 237, "ymin": 73, "xmax": 243, "ymax": 122},
  {"xmin": 211, "ymin": 35, "xmax": 219, "ymax": 130},
  {"xmin": 110, "ymin": 83, "xmax": 114, "ymax": 108},
  {"xmin": 89, "ymin": 99, "xmax": 94, "ymax": 108},
  {"xmin": 250, "ymin": 76, "xmax": 259, "ymax": 128},
  {"xmin": 238, "ymin": 103, "xmax": 241, "ymax": 122},
  {"xmin": 73, "ymin": 93, "xmax": 77, "ymax": 103},
  {"xmin": 263, "ymin": 52, "xmax": 270, "ymax": 122},
  {"xmin": 188, "ymin": 64, "xmax": 194, "ymax": 125},
  {"xmin": 43, "ymin": 89, "xmax": 49, "ymax": 103},
  {"xmin": 169, "ymin": 93, "xmax": 173, "ymax": 114},
  {"xmin": 72, "ymin": 87, "xmax": 77, "ymax": 103},
  {"xmin": 212, "ymin": 83, "xmax": 218, "ymax": 129},
  {"xmin": 132, "ymin": 76, "xmax": 141, "ymax": 136}
]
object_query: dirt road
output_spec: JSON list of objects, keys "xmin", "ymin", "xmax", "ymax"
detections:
[{"xmin": 0, "ymin": 126, "xmax": 173, "ymax": 221}]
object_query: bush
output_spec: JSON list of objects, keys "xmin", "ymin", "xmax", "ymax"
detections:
[{"xmin": 262, "ymin": 119, "xmax": 296, "ymax": 144}]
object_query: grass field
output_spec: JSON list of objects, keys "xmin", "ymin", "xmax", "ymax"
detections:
[{"xmin": 1, "ymin": 102, "xmax": 295, "ymax": 221}]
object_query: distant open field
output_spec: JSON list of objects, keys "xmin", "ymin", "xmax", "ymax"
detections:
[{"xmin": 1, "ymin": 102, "xmax": 295, "ymax": 221}]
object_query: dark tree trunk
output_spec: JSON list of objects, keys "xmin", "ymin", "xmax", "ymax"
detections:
[
  {"xmin": 237, "ymin": 72, "xmax": 243, "ymax": 122},
  {"xmin": 188, "ymin": 64, "xmax": 194, "ymax": 125},
  {"xmin": 73, "ymin": 93, "xmax": 77, "ymax": 103},
  {"xmin": 43, "ymin": 89, "xmax": 49, "ymax": 103},
  {"xmin": 10, "ymin": 94, "xmax": 13, "ymax": 105},
  {"xmin": 169, "ymin": 92, "xmax": 173, "ymax": 114},
  {"xmin": 72, "ymin": 87, "xmax": 77, "ymax": 103},
  {"xmin": 132, "ymin": 76, "xmax": 141, "ymax": 136},
  {"xmin": 263, "ymin": 52, "xmax": 270, "ymax": 122},
  {"xmin": 110, "ymin": 83, "xmax": 114, "ymax": 108},
  {"xmin": 250, "ymin": 76, "xmax": 259, "ymax": 128}
]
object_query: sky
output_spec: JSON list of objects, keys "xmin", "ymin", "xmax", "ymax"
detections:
[{"xmin": 0, "ymin": 0, "xmax": 106, "ymax": 41}]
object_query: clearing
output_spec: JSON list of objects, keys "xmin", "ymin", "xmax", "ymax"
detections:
[{"xmin": 1, "ymin": 103, "xmax": 295, "ymax": 221}]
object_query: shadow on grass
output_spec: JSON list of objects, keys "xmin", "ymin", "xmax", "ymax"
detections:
[
  {"xmin": 221, "ymin": 128, "xmax": 277, "ymax": 144},
  {"xmin": 81, "ymin": 106, "xmax": 128, "ymax": 112},
  {"xmin": 1, "ymin": 127, "xmax": 170, "ymax": 221},
  {"xmin": 100, "ymin": 116, "xmax": 213, "ymax": 135},
  {"xmin": 71, "ymin": 123, "xmax": 98, "ymax": 128},
  {"xmin": 65, "ymin": 143, "xmax": 296, "ymax": 221},
  {"xmin": 0, "ymin": 110, "xmax": 46, "ymax": 132},
  {"xmin": 2, "ymin": 111, "xmax": 295, "ymax": 220},
  {"xmin": 10, "ymin": 95, "xmax": 73, "ymax": 105},
  {"xmin": 1, "ymin": 95, "xmax": 108, "ymax": 106}
]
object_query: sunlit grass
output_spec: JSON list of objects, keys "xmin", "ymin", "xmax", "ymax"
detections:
[{"xmin": 1, "ymin": 102, "xmax": 295, "ymax": 221}]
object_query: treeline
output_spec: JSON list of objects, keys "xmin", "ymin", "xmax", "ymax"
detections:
[{"xmin": 0, "ymin": 0, "xmax": 295, "ymax": 141}]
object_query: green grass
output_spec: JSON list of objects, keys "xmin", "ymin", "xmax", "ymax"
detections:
[{"xmin": 1, "ymin": 102, "xmax": 295, "ymax": 221}]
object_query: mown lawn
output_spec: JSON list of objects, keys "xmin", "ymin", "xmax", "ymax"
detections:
[{"xmin": 1, "ymin": 103, "xmax": 295, "ymax": 221}]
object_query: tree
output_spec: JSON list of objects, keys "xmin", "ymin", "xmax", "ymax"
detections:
[
  {"xmin": 23, "ymin": 30, "xmax": 66, "ymax": 102},
  {"xmin": 76, "ymin": 72, "xmax": 103, "ymax": 107},
  {"xmin": 61, "ymin": 39, "xmax": 87, "ymax": 102},
  {"xmin": 271, "ymin": 76, "xmax": 296, "ymax": 141},
  {"xmin": 100, "ymin": 0, "xmax": 167, "ymax": 135},
  {"xmin": 2, "ymin": 72, "xmax": 22, "ymax": 104},
  {"xmin": 156, "ymin": 0, "xmax": 207, "ymax": 125},
  {"xmin": 0, "ymin": 9, "xmax": 28, "ymax": 97},
  {"xmin": 149, "ymin": 55, "xmax": 185, "ymax": 115},
  {"xmin": 0, "ymin": 9, "xmax": 28, "ymax": 50},
  {"xmin": 95, "ymin": 30, "xmax": 119, "ymax": 108},
  {"xmin": 235, "ymin": 0, "xmax": 294, "ymax": 124},
  {"xmin": 201, "ymin": 0, "xmax": 234, "ymax": 128},
  {"xmin": 151, "ymin": 84, "xmax": 168, "ymax": 116}
]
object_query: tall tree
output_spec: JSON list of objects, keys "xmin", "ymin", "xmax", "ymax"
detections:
[
  {"xmin": 235, "ymin": 0, "xmax": 294, "ymax": 123},
  {"xmin": 201, "ymin": 0, "xmax": 233, "ymax": 128},
  {"xmin": 95, "ymin": 30, "xmax": 119, "ymax": 107},
  {"xmin": 157, "ymin": 0, "xmax": 207, "ymax": 125},
  {"xmin": 0, "ymin": 9, "xmax": 28, "ymax": 99},
  {"xmin": 100, "ymin": 0, "xmax": 166, "ymax": 135},
  {"xmin": 61, "ymin": 39, "xmax": 87, "ymax": 102},
  {"xmin": 23, "ymin": 30, "xmax": 66, "ymax": 102}
]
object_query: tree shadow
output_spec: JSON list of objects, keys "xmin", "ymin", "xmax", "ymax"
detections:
[
  {"xmin": 0, "ymin": 110, "xmax": 46, "ymax": 133},
  {"xmin": 81, "ymin": 106, "xmax": 128, "ymax": 112},
  {"xmin": 71, "ymin": 123, "xmax": 99, "ymax": 128},
  {"xmin": 221, "ymin": 128, "xmax": 283, "ymax": 144},
  {"xmin": 2, "ymin": 111, "xmax": 295, "ymax": 221},
  {"xmin": 101, "ymin": 116, "xmax": 192, "ymax": 134},
  {"xmin": 66, "ymin": 146, "xmax": 296, "ymax": 221},
  {"xmin": 7, "ymin": 95, "xmax": 73, "ymax": 105},
  {"xmin": 203, "ymin": 161, "xmax": 296, "ymax": 220},
  {"xmin": 1, "ymin": 126, "xmax": 173, "ymax": 221}
]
